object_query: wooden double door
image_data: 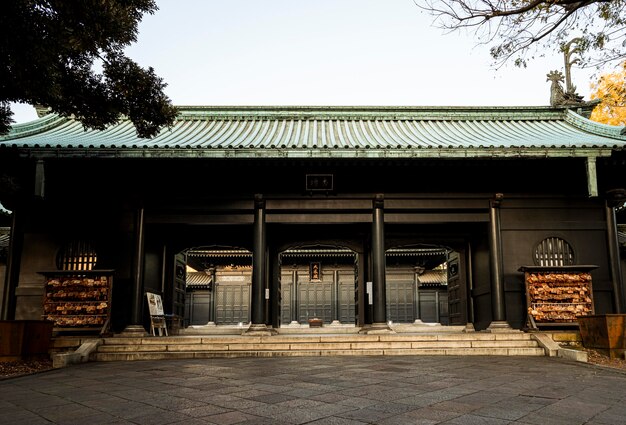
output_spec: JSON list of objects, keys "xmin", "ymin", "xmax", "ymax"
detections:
[{"xmin": 280, "ymin": 265, "xmax": 356, "ymax": 325}]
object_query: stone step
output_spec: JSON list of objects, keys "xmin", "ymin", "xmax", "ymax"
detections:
[
  {"xmin": 96, "ymin": 339, "xmax": 539, "ymax": 353},
  {"xmin": 91, "ymin": 332, "xmax": 545, "ymax": 361},
  {"xmin": 100, "ymin": 332, "xmax": 536, "ymax": 345},
  {"xmin": 91, "ymin": 346, "xmax": 546, "ymax": 361}
]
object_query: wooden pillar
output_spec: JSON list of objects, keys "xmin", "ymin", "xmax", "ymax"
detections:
[
  {"xmin": 208, "ymin": 267, "xmax": 216, "ymax": 324},
  {"xmin": 356, "ymin": 251, "xmax": 367, "ymax": 326},
  {"xmin": 362, "ymin": 194, "xmax": 392, "ymax": 333},
  {"xmin": 121, "ymin": 206, "xmax": 148, "ymax": 335},
  {"xmin": 34, "ymin": 160, "xmax": 45, "ymax": 198},
  {"xmin": 246, "ymin": 194, "xmax": 275, "ymax": 335},
  {"xmin": 269, "ymin": 245, "xmax": 280, "ymax": 328},
  {"xmin": 606, "ymin": 189, "xmax": 626, "ymax": 313},
  {"xmin": 1, "ymin": 208, "xmax": 22, "ymax": 320},
  {"xmin": 487, "ymin": 193, "xmax": 511, "ymax": 331}
]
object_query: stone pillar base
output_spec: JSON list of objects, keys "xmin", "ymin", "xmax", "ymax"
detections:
[
  {"xmin": 244, "ymin": 324, "xmax": 278, "ymax": 336},
  {"xmin": 117, "ymin": 324, "xmax": 148, "ymax": 337},
  {"xmin": 486, "ymin": 321, "xmax": 517, "ymax": 333},
  {"xmin": 359, "ymin": 322, "xmax": 395, "ymax": 334},
  {"xmin": 463, "ymin": 323, "xmax": 476, "ymax": 333}
]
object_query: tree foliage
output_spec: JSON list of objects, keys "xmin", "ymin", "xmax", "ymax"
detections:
[
  {"xmin": 417, "ymin": 0, "xmax": 626, "ymax": 69},
  {"xmin": 0, "ymin": 0, "xmax": 178, "ymax": 138},
  {"xmin": 590, "ymin": 61, "xmax": 626, "ymax": 126}
]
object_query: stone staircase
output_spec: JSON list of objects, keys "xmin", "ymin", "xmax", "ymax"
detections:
[{"xmin": 90, "ymin": 332, "xmax": 546, "ymax": 362}]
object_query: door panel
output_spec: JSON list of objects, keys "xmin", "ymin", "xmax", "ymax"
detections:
[
  {"xmin": 187, "ymin": 292, "xmax": 211, "ymax": 325},
  {"xmin": 337, "ymin": 270, "xmax": 356, "ymax": 323},
  {"xmin": 280, "ymin": 266, "xmax": 355, "ymax": 324},
  {"xmin": 173, "ymin": 253, "xmax": 186, "ymax": 319},
  {"xmin": 386, "ymin": 280, "xmax": 415, "ymax": 323},
  {"xmin": 419, "ymin": 290, "xmax": 438, "ymax": 322},
  {"xmin": 297, "ymin": 269, "xmax": 333, "ymax": 322},
  {"xmin": 215, "ymin": 282, "xmax": 250, "ymax": 324},
  {"xmin": 280, "ymin": 271, "xmax": 293, "ymax": 324},
  {"xmin": 447, "ymin": 250, "xmax": 467, "ymax": 325}
]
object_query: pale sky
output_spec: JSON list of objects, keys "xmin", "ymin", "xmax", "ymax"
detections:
[{"xmin": 10, "ymin": 0, "xmax": 601, "ymax": 124}]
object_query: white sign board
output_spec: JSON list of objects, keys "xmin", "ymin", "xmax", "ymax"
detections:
[
  {"xmin": 146, "ymin": 292, "xmax": 164, "ymax": 316},
  {"xmin": 366, "ymin": 281, "xmax": 373, "ymax": 305}
]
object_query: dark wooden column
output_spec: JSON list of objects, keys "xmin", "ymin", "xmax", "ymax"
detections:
[
  {"xmin": 487, "ymin": 193, "xmax": 512, "ymax": 331},
  {"xmin": 606, "ymin": 189, "xmax": 626, "ymax": 313},
  {"xmin": 356, "ymin": 251, "xmax": 367, "ymax": 326},
  {"xmin": 121, "ymin": 206, "xmax": 148, "ymax": 335},
  {"xmin": 269, "ymin": 245, "xmax": 281, "ymax": 328},
  {"xmin": 34, "ymin": 160, "xmax": 45, "ymax": 198},
  {"xmin": 246, "ymin": 194, "xmax": 276, "ymax": 335},
  {"xmin": 1, "ymin": 208, "xmax": 22, "ymax": 320},
  {"xmin": 362, "ymin": 194, "xmax": 392, "ymax": 333}
]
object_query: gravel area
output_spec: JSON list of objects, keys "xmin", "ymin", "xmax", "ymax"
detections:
[
  {"xmin": 586, "ymin": 348, "xmax": 626, "ymax": 371},
  {"xmin": 0, "ymin": 358, "xmax": 53, "ymax": 379}
]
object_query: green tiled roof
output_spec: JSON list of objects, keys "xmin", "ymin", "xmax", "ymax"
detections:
[{"xmin": 2, "ymin": 106, "xmax": 625, "ymax": 159}]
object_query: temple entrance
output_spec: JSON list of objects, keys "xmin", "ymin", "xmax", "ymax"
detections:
[
  {"xmin": 279, "ymin": 247, "xmax": 357, "ymax": 326},
  {"xmin": 385, "ymin": 245, "xmax": 463, "ymax": 325},
  {"xmin": 183, "ymin": 247, "xmax": 253, "ymax": 326},
  {"xmin": 177, "ymin": 242, "xmax": 468, "ymax": 329}
]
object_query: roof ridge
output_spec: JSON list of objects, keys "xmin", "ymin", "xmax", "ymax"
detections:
[{"xmin": 175, "ymin": 105, "xmax": 567, "ymax": 120}]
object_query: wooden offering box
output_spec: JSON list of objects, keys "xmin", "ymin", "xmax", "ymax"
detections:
[{"xmin": 519, "ymin": 265, "xmax": 596, "ymax": 328}]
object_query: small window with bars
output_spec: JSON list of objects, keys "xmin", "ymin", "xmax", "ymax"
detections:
[
  {"xmin": 56, "ymin": 240, "xmax": 98, "ymax": 271},
  {"xmin": 533, "ymin": 237, "xmax": 574, "ymax": 267}
]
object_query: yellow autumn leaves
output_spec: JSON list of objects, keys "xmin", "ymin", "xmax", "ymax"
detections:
[{"xmin": 590, "ymin": 61, "xmax": 626, "ymax": 126}]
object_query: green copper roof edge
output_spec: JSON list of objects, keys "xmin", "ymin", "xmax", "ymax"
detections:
[
  {"xmin": 1, "ymin": 105, "xmax": 571, "ymax": 141},
  {"xmin": 9, "ymin": 146, "xmax": 618, "ymax": 159},
  {"xmin": 564, "ymin": 109, "xmax": 626, "ymax": 141},
  {"xmin": 2, "ymin": 113, "xmax": 69, "ymax": 140}
]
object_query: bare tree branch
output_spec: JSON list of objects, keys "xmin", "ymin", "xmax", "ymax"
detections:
[{"xmin": 416, "ymin": 0, "xmax": 626, "ymax": 69}]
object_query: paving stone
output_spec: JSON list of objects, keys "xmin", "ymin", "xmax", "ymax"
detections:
[
  {"xmin": 247, "ymin": 393, "xmax": 297, "ymax": 404},
  {"xmin": 430, "ymin": 400, "xmax": 482, "ymax": 414},
  {"xmin": 304, "ymin": 417, "xmax": 368, "ymax": 425},
  {"xmin": 12, "ymin": 394, "xmax": 71, "ymax": 410},
  {"xmin": 442, "ymin": 413, "xmax": 513, "ymax": 424},
  {"xmin": 130, "ymin": 410, "xmax": 197, "ymax": 425},
  {"xmin": 376, "ymin": 414, "xmax": 439, "ymax": 425},
  {"xmin": 336, "ymin": 406, "xmax": 398, "ymax": 422},
  {"xmin": 35, "ymin": 404, "xmax": 105, "ymax": 423},
  {"xmin": 470, "ymin": 395, "xmax": 546, "ymax": 420},
  {"xmin": 2, "ymin": 355, "xmax": 626, "ymax": 424},
  {"xmin": 402, "ymin": 405, "xmax": 462, "ymax": 421},
  {"xmin": 177, "ymin": 403, "xmax": 231, "ymax": 417}
]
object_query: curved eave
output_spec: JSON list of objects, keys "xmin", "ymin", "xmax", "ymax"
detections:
[
  {"xmin": 4, "ymin": 113, "xmax": 70, "ymax": 139},
  {"xmin": 2, "ymin": 106, "xmax": 625, "ymax": 157},
  {"xmin": 2, "ymin": 145, "xmax": 620, "ymax": 159},
  {"xmin": 564, "ymin": 109, "xmax": 626, "ymax": 139}
]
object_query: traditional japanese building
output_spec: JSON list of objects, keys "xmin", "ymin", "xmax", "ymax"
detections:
[{"xmin": 1, "ymin": 103, "xmax": 626, "ymax": 336}]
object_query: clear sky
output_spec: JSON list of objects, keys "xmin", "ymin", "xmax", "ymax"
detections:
[{"xmin": 10, "ymin": 0, "xmax": 601, "ymax": 124}]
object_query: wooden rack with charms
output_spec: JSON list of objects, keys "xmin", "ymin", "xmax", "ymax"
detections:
[
  {"xmin": 519, "ymin": 265, "xmax": 596, "ymax": 329},
  {"xmin": 39, "ymin": 270, "xmax": 114, "ymax": 335}
]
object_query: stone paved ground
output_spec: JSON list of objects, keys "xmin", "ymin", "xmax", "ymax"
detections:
[{"xmin": 2, "ymin": 355, "xmax": 626, "ymax": 424}]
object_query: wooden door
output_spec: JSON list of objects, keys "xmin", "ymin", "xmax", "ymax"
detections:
[
  {"xmin": 172, "ymin": 253, "xmax": 186, "ymax": 319},
  {"xmin": 446, "ymin": 250, "xmax": 467, "ymax": 325}
]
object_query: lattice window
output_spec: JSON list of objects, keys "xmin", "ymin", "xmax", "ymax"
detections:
[
  {"xmin": 533, "ymin": 237, "xmax": 574, "ymax": 267},
  {"xmin": 56, "ymin": 240, "xmax": 97, "ymax": 271}
]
